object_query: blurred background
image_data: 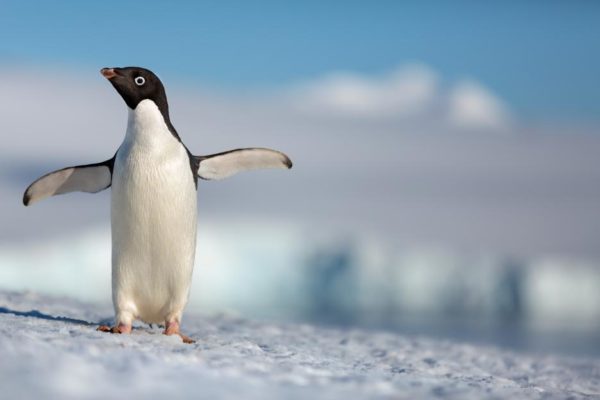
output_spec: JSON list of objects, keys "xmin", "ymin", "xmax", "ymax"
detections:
[{"xmin": 1, "ymin": 1, "xmax": 599, "ymax": 357}]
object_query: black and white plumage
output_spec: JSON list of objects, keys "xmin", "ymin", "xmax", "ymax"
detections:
[{"xmin": 23, "ymin": 67, "xmax": 292, "ymax": 342}]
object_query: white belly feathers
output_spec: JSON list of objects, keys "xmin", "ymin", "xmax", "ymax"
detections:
[{"xmin": 110, "ymin": 100, "xmax": 197, "ymax": 324}]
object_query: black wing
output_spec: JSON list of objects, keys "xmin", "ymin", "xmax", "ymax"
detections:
[
  {"xmin": 23, "ymin": 157, "xmax": 115, "ymax": 206},
  {"xmin": 196, "ymin": 148, "xmax": 292, "ymax": 180}
]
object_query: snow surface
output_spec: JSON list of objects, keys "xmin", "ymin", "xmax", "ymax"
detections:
[{"xmin": 0, "ymin": 290, "xmax": 598, "ymax": 400}]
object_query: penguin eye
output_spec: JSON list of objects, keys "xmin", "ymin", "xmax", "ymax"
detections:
[{"xmin": 134, "ymin": 76, "xmax": 146, "ymax": 86}]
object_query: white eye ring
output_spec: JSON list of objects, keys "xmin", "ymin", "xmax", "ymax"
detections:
[{"xmin": 134, "ymin": 76, "xmax": 145, "ymax": 86}]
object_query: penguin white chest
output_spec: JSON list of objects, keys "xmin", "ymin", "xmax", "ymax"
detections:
[{"xmin": 110, "ymin": 100, "xmax": 197, "ymax": 324}]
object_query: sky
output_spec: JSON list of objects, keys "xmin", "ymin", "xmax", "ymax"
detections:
[{"xmin": 1, "ymin": 1, "xmax": 599, "ymax": 122}]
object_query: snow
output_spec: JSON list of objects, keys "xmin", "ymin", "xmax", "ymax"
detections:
[{"xmin": 0, "ymin": 290, "xmax": 598, "ymax": 399}]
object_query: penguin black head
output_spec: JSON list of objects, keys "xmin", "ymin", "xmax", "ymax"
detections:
[{"xmin": 101, "ymin": 67, "xmax": 168, "ymax": 111}]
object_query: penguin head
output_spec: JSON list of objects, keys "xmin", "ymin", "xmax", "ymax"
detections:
[{"xmin": 100, "ymin": 67, "xmax": 167, "ymax": 110}]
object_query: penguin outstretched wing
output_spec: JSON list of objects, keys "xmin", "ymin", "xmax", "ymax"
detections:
[
  {"xmin": 195, "ymin": 148, "xmax": 292, "ymax": 180},
  {"xmin": 23, "ymin": 157, "xmax": 115, "ymax": 206}
]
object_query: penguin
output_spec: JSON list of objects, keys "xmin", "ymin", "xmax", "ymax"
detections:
[{"xmin": 23, "ymin": 67, "xmax": 292, "ymax": 343}]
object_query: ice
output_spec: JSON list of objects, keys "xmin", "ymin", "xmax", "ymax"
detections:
[{"xmin": 0, "ymin": 290, "xmax": 598, "ymax": 399}]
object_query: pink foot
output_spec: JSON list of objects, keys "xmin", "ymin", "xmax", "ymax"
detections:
[
  {"xmin": 164, "ymin": 321, "xmax": 195, "ymax": 344},
  {"xmin": 97, "ymin": 323, "xmax": 132, "ymax": 334}
]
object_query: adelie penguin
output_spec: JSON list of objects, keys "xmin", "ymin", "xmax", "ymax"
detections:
[{"xmin": 23, "ymin": 67, "xmax": 292, "ymax": 343}]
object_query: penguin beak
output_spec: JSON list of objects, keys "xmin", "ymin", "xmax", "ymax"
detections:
[{"xmin": 100, "ymin": 68, "xmax": 117, "ymax": 80}]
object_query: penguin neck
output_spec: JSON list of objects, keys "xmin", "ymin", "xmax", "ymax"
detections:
[{"xmin": 125, "ymin": 99, "xmax": 180, "ymax": 148}]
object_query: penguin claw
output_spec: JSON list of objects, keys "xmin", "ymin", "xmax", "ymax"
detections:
[
  {"xmin": 96, "ymin": 325, "xmax": 114, "ymax": 333},
  {"xmin": 178, "ymin": 333, "xmax": 196, "ymax": 344},
  {"xmin": 96, "ymin": 324, "xmax": 131, "ymax": 334}
]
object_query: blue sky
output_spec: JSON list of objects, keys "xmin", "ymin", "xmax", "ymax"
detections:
[{"xmin": 1, "ymin": 1, "xmax": 599, "ymax": 121}]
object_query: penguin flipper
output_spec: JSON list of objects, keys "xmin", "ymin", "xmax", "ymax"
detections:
[
  {"xmin": 23, "ymin": 158, "xmax": 114, "ymax": 206},
  {"xmin": 196, "ymin": 148, "xmax": 292, "ymax": 180}
]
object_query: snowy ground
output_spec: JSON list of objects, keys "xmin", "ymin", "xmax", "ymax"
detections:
[{"xmin": 0, "ymin": 290, "xmax": 598, "ymax": 400}]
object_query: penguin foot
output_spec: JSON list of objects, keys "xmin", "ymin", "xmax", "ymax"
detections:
[
  {"xmin": 96, "ymin": 324, "xmax": 132, "ymax": 334},
  {"xmin": 164, "ymin": 321, "xmax": 195, "ymax": 344}
]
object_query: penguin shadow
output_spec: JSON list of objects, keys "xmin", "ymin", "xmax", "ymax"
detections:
[
  {"xmin": 0, "ymin": 306, "xmax": 109, "ymax": 327},
  {"xmin": 0, "ymin": 307, "xmax": 166, "ymax": 332}
]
